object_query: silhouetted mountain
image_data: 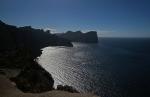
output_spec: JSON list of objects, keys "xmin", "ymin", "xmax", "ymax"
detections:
[
  {"xmin": 0, "ymin": 20, "xmax": 73, "ymax": 57},
  {"xmin": 57, "ymin": 31, "xmax": 98, "ymax": 43},
  {"xmin": 0, "ymin": 20, "xmax": 74, "ymax": 93}
]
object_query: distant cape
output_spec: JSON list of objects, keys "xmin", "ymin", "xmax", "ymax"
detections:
[{"xmin": 56, "ymin": 31, "xmax": 98, "ymax": 43}]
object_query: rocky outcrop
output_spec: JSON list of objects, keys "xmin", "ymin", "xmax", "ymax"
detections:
[
  {"xmin": 0, "ymin": 20, "xmax": 73, "ymax": 57},
  {"xmin": 0, "ymin": 47, "xmax": 54, "ymax": 93},
  {"xmin": 10, "ymin": 61, "xmax": 54, "ymax": 93},
  {"xmin": 57, "ymin": 85, "xmax": 79, "ymax": 93},
  {"xmin": 0, "ymin": 20, "xmax": 72, "ymax": 93},
  {"xmin": 57, "ymin": 31, "xmax": 98, "ymax": 43},
  {"xmin": 0, "ymin": 75, "xmax": 99, "ymax": 97}
]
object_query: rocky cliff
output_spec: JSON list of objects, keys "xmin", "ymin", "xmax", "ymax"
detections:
[
  {"xmin": 0, "ymin": 20, "xmax": 73, "ymax": 57},
  {"xmin": 57, "ymin": 31, "xmax": 98, "ymax": 43},
  {"xmin": 0, "ymin": 20, "xmax": 73, "ymax": 93}
]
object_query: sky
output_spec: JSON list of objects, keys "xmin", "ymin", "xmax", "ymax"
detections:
[{"xmin": 0, "ymin": 0, "xmax": 150, "ymax": 37}]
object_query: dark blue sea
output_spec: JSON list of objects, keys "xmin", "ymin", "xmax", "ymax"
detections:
[{"xmin": 38, "ymin": 38, "xmax": 150, "ymax": 97}]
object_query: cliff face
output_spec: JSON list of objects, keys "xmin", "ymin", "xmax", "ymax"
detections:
[
  {"xmin": 0, "ymin": 20, "xmax": 73, "ymax": 93},
  {"xmin": 57, "ymin": 31, "xmax": 98, "ymax": 43},
  {"xmin": 0, "ymin": 20, "xmax": 73, "ymax": 57}
]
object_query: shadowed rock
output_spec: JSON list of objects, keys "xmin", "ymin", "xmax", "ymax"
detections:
[
  {"xmin": 0, "ymin": 20, "xmax": 73, "ymax": 57},
  {"xmin": 57, "ymin": 85, "xmax": 79, "ymax": 93},
  {"xmin": 56, "ymin": 31, "xmax": 98, "ymax": 43},
  {"xmin": 10, "ymin": 61, "xmax": 54, "ymax": 93},
  {"xmin": 0, "ymin": 20, "xmax": 72, "ymax": 93}
]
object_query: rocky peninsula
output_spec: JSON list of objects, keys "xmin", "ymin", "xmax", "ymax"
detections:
[
  {"xmin": 57, "ymin": 31, "xmax": 98, "ymax": 43},
  {"xmin": 0, "ymin": 20, "xmax": 98, "ymax": 97}
]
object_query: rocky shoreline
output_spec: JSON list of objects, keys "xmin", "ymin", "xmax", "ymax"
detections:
[
  {"xmin": 0, "ymin": 47, "xmax": 79, "ymax": 93},
  {"xmin": 0, "ymin": 20, "xmax": 99, "ymax": 97},
  {"xmin": 0, "ymin": 74, "xmax": 98, "ymax": 97},
  {"xmin": 0, "ymin": 20, "xmax": 79, "ymax": 94}
]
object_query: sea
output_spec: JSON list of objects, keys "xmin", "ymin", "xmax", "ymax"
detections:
[{"xmin": 38, "ymin": 37, "xmax": 150, "ymax": 97}]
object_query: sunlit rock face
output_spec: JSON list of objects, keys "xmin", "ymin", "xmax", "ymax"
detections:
[{"xmin": 56, "ymin": 31, "xmax": 98, "ymax": 43}]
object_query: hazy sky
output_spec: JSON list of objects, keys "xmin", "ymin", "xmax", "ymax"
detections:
[{"xmin": 0, "ymin": 0, "xmax": 150, "ymax": 37}]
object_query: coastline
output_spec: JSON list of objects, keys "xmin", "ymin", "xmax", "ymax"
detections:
[
  {"xmin": 0, "ymin": 74, "xmax": 98, "ymax": 97},
  {"xmin": 0, "ymin": 20, "xmax": 99, "ymax": 97},
  {"xmin": 0, "ymin": 53, "xmax": 98, "ymax": 97}
]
